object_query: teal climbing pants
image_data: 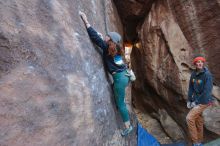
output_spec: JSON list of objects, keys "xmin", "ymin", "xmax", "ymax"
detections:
[{"xmin": 112, "ymin": 70, "xmax": 130, "ymax": 122}]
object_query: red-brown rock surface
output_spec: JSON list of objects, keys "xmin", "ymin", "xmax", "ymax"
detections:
[
  {"xmin": 0, "ymin": 0, "xmax": 136, "ymax": 146},
  {"xmin": 168, "ymin": 0, "xmax": 220, "ymax": 86},
  {"xmin": 1, "ymin": 0, "xmax": 220, "ymax": 145},
  {"xmin": 132, "ymin": 0, "xmax": 191, "ymax": 141},
  {"xmin": 116, "ymin": 0, "xmax": 220, "ymax": 143},
  {"xmin": 113, "ymin": 0, "xmax": 155, "ymax": 41}
]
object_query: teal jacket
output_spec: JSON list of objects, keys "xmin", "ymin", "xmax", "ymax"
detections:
[{"xmin": 188, "ymin": 67, "xmax": 213, "ymax": 104}]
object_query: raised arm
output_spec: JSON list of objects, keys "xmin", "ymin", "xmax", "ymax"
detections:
[{"xmin": 79, "ymin": 11, "xmax": 107, "ymax": 51}]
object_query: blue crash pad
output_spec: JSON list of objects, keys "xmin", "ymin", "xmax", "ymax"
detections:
[
  {"xmin": 138, "ymin": 123, "xmax": 160, "ymax": 146},
  {"xmin": 137, "ymin": 123, "xmax": 186, "ymax": 146}
]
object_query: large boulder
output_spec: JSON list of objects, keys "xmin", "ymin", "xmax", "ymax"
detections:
[
  {"xmin": 0, "ymin": 0, "xmax": 136, "ymax": 146},
  {"xmin": 203, "ymin": 106, "xmax": 220, "ymax": 135},
  {"xmin": 133, "ymin": 0, "xmax": 191, "ymax": 133},
  {"xmin": 128, "ymin": 0, "xmax": 220, "ymax": 141}
]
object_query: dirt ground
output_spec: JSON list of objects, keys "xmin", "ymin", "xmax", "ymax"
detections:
[{"xmin": 134, "ymin": 108, "xmax": 172, "ymax": 144}]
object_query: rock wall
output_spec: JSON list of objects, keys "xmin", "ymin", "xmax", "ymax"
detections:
[
  {"xmin": 0, "ymin": 0, "xmax": 136, "ymax": 146},
  {"xmin": 131, "ymin": 0, "xmax": 190, "ymax": 141},
  {"xmin": 168, "ymin": 0, "xmax": 220, "ymax": 86},
  {"xmin": 167, "ymin": 0, "xmax": 220, "ymax": 138},
  {"xmin": 127, "ymin": 0, "xmax": 220, "ymax": 142},
  {"xmin": 113, "ymin": 0, "xmax": 155, "ymax": 41},
  {"xmin": 1, "ymin": 0, "xmax": 219, "ymax": 145}
]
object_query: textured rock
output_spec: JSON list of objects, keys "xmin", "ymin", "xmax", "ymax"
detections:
[
  {"xmin": 0, "ymin": 0, "xmax": 136, "ymax": 146},
  {"xmin": 1, "ymin": 0, "xmax": 220, "ymax": 145},
  {"xmin": 135, "ymin": 108, "xmax": 172, "ymax": 144},
  {"xmin": 168, "ymin": 0, "xmax": 220, "ymax": 86},
  {"xmin": 128, "ymin": 0, "xmax": 220, "ymax": 141},
  {"xmin": 204, "ymin": 138, "xmax": 220, "ymax": 146},
  {"xmin": 132, "ymin": 0, "xmax": 190, "ymax": 135},
  {"xmin": 203, "ymin": 106, "xmax": 220, "ymax": 135},
  {"xmin": 157, "ymin": 109, "xmax": 184, "ymax": 141},
  {"xmin": 213, "ymin": 86, "xmax": 220, "ymax": 100},
  {"xmin": 113, "ymin": 0, "xmax": 155, "ymax": 41}
]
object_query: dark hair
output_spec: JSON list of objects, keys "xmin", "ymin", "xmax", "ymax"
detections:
[
  {"xmin": 108, "ymin": 41, "xmax": 124, "ymax": 57},
  {"xmin": 117, "ymin": 44, "xmax": 124, "ymax": 56}
]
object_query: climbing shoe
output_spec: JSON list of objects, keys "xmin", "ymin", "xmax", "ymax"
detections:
[{"xmin": 121, "ymin": 126, "xmax": 133, "ymax": 137}]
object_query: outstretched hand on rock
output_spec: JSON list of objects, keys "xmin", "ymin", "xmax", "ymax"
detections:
[
  {"xmin": 79, "ymin": 11, "xmax": 88, "ymax": 23},
  {"xmin": 79, "ymin": 11, "xmax": 90, "ymax": 28}
]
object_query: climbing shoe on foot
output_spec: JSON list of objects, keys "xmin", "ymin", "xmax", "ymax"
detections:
[{"xmin": 121, "ymin": 126, "xmax": 133, "ymax": 137}]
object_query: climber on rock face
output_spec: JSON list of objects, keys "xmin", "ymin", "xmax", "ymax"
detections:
[
  {"xmin": 186, "ymin": 55, "xmax": 214, "ymax": 146},
  {"xmin": 79, "ymin": 11, "xmax": 133, "ymax": 136}
]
